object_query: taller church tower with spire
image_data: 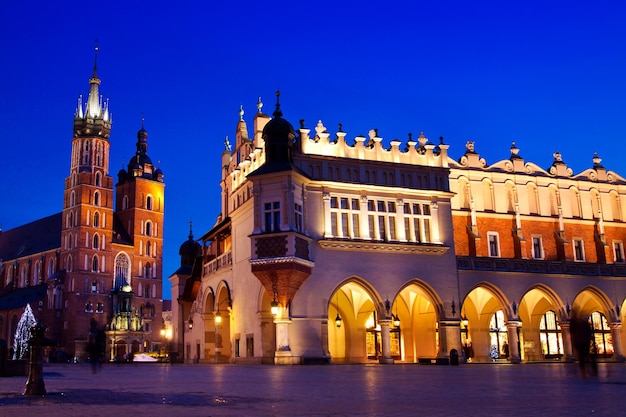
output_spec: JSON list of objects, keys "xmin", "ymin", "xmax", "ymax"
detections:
[{"xmin": 57, "ymin": 47, "xmax": 165, "ymax": 361}]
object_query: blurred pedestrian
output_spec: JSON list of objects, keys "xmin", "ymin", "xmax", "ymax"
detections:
[{"xmin": 570, "ymin": 314, "xmax": 597, "ymax": 378}]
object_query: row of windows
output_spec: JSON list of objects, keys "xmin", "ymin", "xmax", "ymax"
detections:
[
  {"xmin": 5, "ymin": 259, "xmax": 56, "ymax": 288},
  {"xmin": 121, "ymin": 195, "xmax": 157, "ymax": 211},
  {"xmin": 327, "ymin": 195, "xmax": 435, "ymax": 243},
  {"xmin": 65, "ymin": 210, "xmax": 107, "ymax": 229},
  {"xmin": 486, "ymin": 232, "xmax": 625, "ymax": 263},
  {"xmin": 459, "ymin": 179, "xmax": 623, "ymax": 221}
]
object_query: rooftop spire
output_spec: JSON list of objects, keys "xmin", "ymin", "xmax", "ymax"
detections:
[
  {"xmin": 85, "ymin": 44, "xmax": 103, "ymax": 119},
  {"xmin": 273, "ymin": 90, "xmax": 283, "ymax": 118},
  {"xmin": 188, "ymin": 221, "xmax": 194, "ymax": 240},
  {"xmin": 92, "ymin": 43, "xmax": 99, "ymax": 79}
]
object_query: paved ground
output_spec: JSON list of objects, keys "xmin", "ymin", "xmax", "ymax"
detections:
[{"xmin": 0, "ymin": 362, "xmax": 625, "ymax": 416}]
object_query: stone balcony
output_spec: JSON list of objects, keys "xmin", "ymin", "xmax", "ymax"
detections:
[{"xmin": 203, "ymin": 251, "xmax": 232, "ymax": 277}]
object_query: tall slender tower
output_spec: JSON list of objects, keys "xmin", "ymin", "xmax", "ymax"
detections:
[{"xmin": 59, "ymin": 46, "xmax": 115, "ymax": 356}]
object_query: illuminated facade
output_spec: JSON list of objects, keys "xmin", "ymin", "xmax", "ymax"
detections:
[
  {"xmin": 0, "ymin": 52, "xmax": 165, "ymax": 361},
  {"xmin": 173, "ymin": 97, "xmax": 626, "ymax": 365}
]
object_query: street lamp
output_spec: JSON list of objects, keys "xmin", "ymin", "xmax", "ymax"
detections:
[{"xmin": 188, "ymin": 317, "xmax": 193, "ymax": 329}]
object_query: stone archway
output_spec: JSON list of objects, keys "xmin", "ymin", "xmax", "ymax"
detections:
[
  {"xmin": 518, "ymin": 286, "xmax": 567, "ymax": 362},
  {"xmin": 328, "ymin": 279, "xmax": 382, "ymax": 363},
  {"xmin": 393, "ymin": 282, "xmax": 443, "ymax": 363},
  {"xmin": 462, "ymin": 284, "xmax": 513, "ymax": 362}
]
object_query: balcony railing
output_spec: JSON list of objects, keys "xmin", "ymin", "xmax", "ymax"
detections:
[
  {"xmin": 457, "ymin": 256, "xmax": 626, "ymax": 277},
  {"xmin": 203, "ymin": 251, "xmax": 232, "ymax": 276}
]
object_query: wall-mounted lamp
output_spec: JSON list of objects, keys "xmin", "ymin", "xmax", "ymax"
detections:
[
  {"xmin": 566, "ymin": 302, "xmax": 571, "ymax": 316},
  {"xmin": 335, "ymin": 313, "xmax": 342, "ymax": 328},
  {"xmin": 215, "ymin": 310, "xmax": 222, "ymax": 324},
  {"xmin": 392, "ymin": 314, "xmax": 400, "ymax": 327},
  {"xmin": 335, "ymin": 292, "xmax": 342, "ymax": 328},
  {"xmin": 385, "ymin": 299, "xmax": 391, "ymax": 316},
  {"xmin": 451, "ymin": 299, "xmax": 456, "ymax": 316},
  {"xmin": 188, "ymin": 317, "xmax": 193, "ymax": 329},
  {"xmin": 512, "ymin": 301, "xmax": 517, "ymax": 315}
]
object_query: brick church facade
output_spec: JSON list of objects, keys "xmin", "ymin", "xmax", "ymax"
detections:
[{"xmin": 0, "ymin": 50, "xmax": 165, "ymax": 362}]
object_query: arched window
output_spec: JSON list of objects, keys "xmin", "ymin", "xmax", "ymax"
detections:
[
  {"xmin": 146, "ymin": 195, "xmax": 153, "ymax": 210},
  {"xmin": 590, "ymin": 312, "xmax": 613, "ymax": 358},
  {"xmin": 34, "ymin": 261, "xmax": 41, "ymax": 284},
  {"xmin": 66, "ymin": 255, "xmax": 73, "ymax": 272},
  {"xmin": 570, "ymin": 187, "xmax": 581, "ymax": 218},
  {"xmin": 482, "ymin": 179, "xmax": 494, "ymax": 212},
  {"xmin": 489, "ymin": 310, "xmax": 508, "ymax": 360},
  {"xmin": 94, "ymin": 191, "xmax": 100, "ymax": 206},
  {"xmin": 70, "ymin": 191, "xmax": 76, "ymax": 207},
  {"xmin": 610, "ymin": 192, "xmax": 622, "ymax": 221},
  {"xmin": 68, "ymin": 212, "xmax": 74, "ymax": 228},
  {"xmin": 145, "ymin": 221, "xmax": 152, "ymax": 237},
  {"xmin": 145, "ymin": 262, "xmax": 152, "ymax": 279},
  {"xmin": 95, "ymin": 172, "xmax": 101, "ymax": 187},
  {"xmin": 122, "ymin": 195, "xmax": 129, "ymax": 210},
  {"xmin": 20, "ymin": 267, "xmax": 27, "ymax": 288},
  {"xmin": 539, "ymin": 310, "xmax": 563, "ymax": 358},
  {"xmin": 528, "ymin": 183, "xmax": 539, "ymax": 214},
  {"xmin": 92, "ymin": 255, "xmax": 99, "ymax": 272},
  {"xmin": 47, "ymin": 258, "xmax": 54, "ymax": 277},
  {"xmin": 93, "ymin": 234, "xmax": 99, "ymax": 249},
  {"xmin": 590, "ymin": 189, "xmax": 601, "ymax": 219},
  {"xmin": 114, "ymin": 253, "xmax": 131, "ymax": 289},
  {"xmin": 549, "ymin": 186, "xmax": 559, "ymax": 216},
  {"xmin": 146, "ymin": 241, "xmax": 151, "ymax": 257},
  {"xmin": 94, "ymin": 212, "xmax": 99, "ymax": 228},
  {"xmin": 505, "ymin": 182, "xmax": 516, "ymax": 213},
  {"xmin": 458, "ymin": 178, "xmax": 470, "ymax": 209}
]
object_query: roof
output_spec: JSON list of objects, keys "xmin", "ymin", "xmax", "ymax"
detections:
[
  {"xmin": 0, "ymin": 213, "xmax": 61, "ymax": 260},
  {"xmin": 0, "ymin": 284, "xmax": 48, "ymax": 311}
]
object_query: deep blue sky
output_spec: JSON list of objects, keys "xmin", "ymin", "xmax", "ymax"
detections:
[{"xmin": 1, "ymin": 1, "xmax": 625, "ymax": 300}]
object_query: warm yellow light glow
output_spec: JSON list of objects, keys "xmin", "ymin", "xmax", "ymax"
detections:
[
  {"xmin": 271, "ymin": 300, "xmax": 279, "ymax": 315},
  {"xmin": 215, "ymin": 311, "xmax": 222, "ymax": 324}
]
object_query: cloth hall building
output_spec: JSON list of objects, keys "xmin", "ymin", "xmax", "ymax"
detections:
[{"xmin": 172, "ymin": 95, "xmax": 626, "ymax": 365}]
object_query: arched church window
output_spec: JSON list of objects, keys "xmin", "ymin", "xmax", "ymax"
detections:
[
  {"xmin": 94, "ymin": 212, "xmax": 99, "ymax": 228},
  {"xmin": 114, "ymin": 253, "xmax": 131, "ymax": 289},
  {"xmin": 94, "ymin": 191, "xmax": 100, "ymax": 206},
  {"xmin": 590, "ymin": 312, "xmax": 613, "ymax": 358},
  {"xmin": 122, "ymin": 195, "xmax": 129, "ymax": 210},
  {"xmin": 145, "ymin": 262, "xmax": 152, "ymax": 278},
  {"xmin": 146, "ymin": 195, "xmax": 153, "ymax": 210},
  {"xmin": 95, "ymin": 172, "xmax": 101, "ymax": 187},
  {"xmin": 92, "ymin": 255, "xmax": 99, "ymax": 272},
  {"xmin": 70, "ymin": 191, "xmax": 76, "ymax": 207},
  {"xmin": 145, "ymin": 221, "xmax": 152, "ymax": 237},
  {"xmin": 539, "ymin": 310, "xmax": 563, "ymax": 358},
  {"xmin": 489, "ymin": 310, "xmax": 508, "ymax": 360},
  {"xmin": 93, "ymin": 234, "xmax": 99, "ymax": 249}
]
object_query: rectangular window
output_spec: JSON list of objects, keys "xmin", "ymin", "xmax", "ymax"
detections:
[
  {"xmin": 294, "ymin": 203, "xmax": 303, "ymax": 233},
  {"xmin": 488, "ymin": 232, "xmax": 500, "ymax": 257},
  {"xmin": 573, "ymin": 238, "xmax": 585, "ymax": 262},
  {"xmin": 614, "ymin": 241, "xmax": 624, "ymax": 263},
  {"xmin": 351, "ymin": 213, "xmax": 360, "ymax": 238},
  {"xmin": 532, "ymin": 236, "xmax": 544, "ymax": 259},
  {"xmin": 264, "ymin": 202, "xmax": 280, "ymax": 232}
]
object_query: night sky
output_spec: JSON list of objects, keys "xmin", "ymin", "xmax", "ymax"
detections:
[{"xmin": 1, "ymin": 1, "xmax": 625, "ymax": 300}]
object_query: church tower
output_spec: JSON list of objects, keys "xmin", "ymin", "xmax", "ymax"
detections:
[
  {"xmin": 113, "ymin": 119, "xmax": 165, "ymax": 345},
  {"xmin": 59, "ymin": 46, "xmax": 115, "ymax": 355}
]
